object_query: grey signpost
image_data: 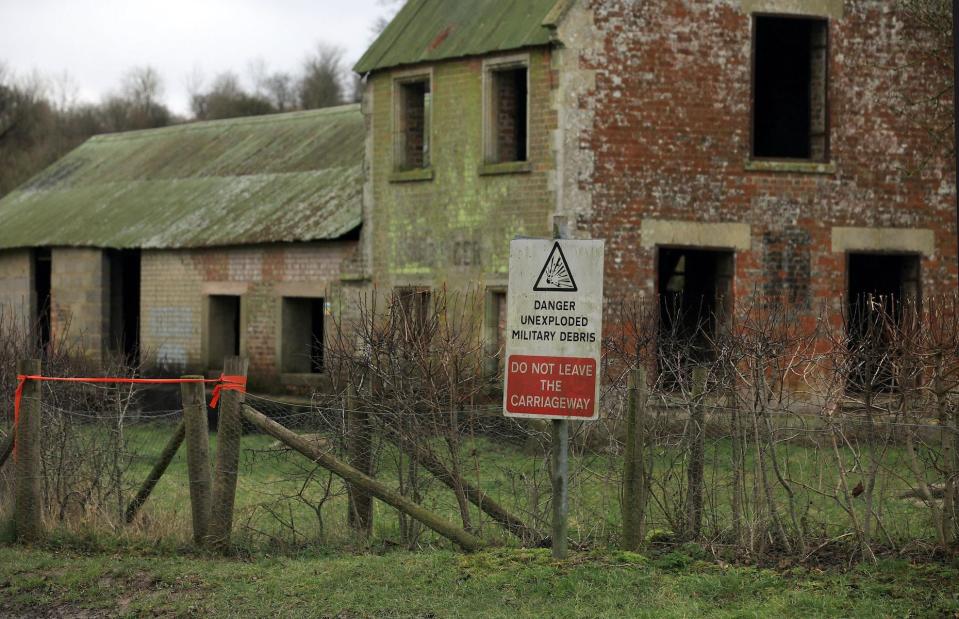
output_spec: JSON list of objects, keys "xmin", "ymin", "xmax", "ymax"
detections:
[{"xmin": 503, "ymin": 214, "xmax": 605, "ymax": 560}]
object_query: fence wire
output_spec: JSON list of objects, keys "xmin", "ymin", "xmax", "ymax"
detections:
[{"xmin": 1, "ymin": 291, "xmax": 959, "ymax": 563}]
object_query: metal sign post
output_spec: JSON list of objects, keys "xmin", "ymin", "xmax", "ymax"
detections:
[{"xmin": 503, "ymin": 215, "xmax": 605, "ymax": 559}]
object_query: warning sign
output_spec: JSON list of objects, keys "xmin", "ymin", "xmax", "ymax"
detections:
[
  {"xmin": 534, "ymin": 243, "xmax": 578, "ymax": 292},
  {"xmin": 504, "ymin": 238, "xmax": 605, "ymax": 420}
]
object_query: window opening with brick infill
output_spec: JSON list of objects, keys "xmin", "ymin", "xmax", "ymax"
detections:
[
  {"xmin": 395, "ymin": 287, "xmax": 431, "ymax": 342},
  {"xmin": 208, "ymin": 295, "xmax": 241, "ymax": 367},
  {"xmin": 107, "ymin": 249, "xmax": 141, "ymax": 364},
  {"xmin": 485, "ymin": 290, "xmax": 508, "ymax": 377},
  {"xmin": 282, "ymin": 297, "xmax": 325, "ymax": 374},
  {"xmin": 395, "ymin": 78, "xmax": 431, "ymax": 170},
  {"xmin": 846, "ymin": 253, "xmax": 920, "ymax": 392},
  {"xmin": 752, "ymin": 15, "xmax": 828, "ymax": 160},
  {"xmin": 486, "ymin": 65, "xmax": 528, "ymax": 163},
  {"xmin": 33, "ymin": 248, "xmax": 51, "ymax": 353},
  {"xmin": 657, "ymin": 248, "xmax": 733, "ymax": 384}
]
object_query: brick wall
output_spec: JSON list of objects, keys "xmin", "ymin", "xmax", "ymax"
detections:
[
  {"xmin": 365, "ymin": 48, "xmax": 557, "ymax": 291},
  {"xmin": 554, "ymin": 0, "xmax": 956, "ymax": 329},
  {"xmin": 0, "ymin": 250, "xmax": 34, "ymax": 332},
  {"xmin": 139, "ymin": 242, "xmax": 355, "ymax": 390},
  {"xmin": 51, "ymin": 248, "xmax": 108, "ymax": 359}
]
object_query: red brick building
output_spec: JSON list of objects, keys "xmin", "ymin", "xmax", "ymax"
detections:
[{"xmin": 357, "ymin": 0, "xmax": 956, "ymax": 355}]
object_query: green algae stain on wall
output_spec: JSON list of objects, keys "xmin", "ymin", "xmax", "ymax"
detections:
[{"xmin": 370, "ymin": 49, "xmax": 556, "ymax": 289}]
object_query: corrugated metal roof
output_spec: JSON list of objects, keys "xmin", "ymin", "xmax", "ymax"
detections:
[
  {"xmin": 0, "ymin": 105, "xmax": 364, "ymax": 250},
  {"xmin": 354, "ymin": 0, "xmax": 564, "ymax": 74}
]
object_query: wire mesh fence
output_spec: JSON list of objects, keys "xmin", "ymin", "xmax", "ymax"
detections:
[{"xmin": 0, "ymin": 290, "xmax": 957, "ymax": 563}]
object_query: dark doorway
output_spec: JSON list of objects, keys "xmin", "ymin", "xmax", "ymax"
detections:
[
  {"xmin": 281, "ymin": 297, "xmax": 325, "ymax": 374},
  {"xmin": 657, "ymin": 248, "xmax": 734, "ymax": 383},
  {"xmin": 847, "ymin": 253, "xmax": 920, "ymax": 391},
  {"xmin": 208, "ymin": 295, "xmax": 241, "ymax": 368},
  {"xmin": 33, "ymin": 249, "xmax": 51, "ymax": 353},
  {"xmin": 107, "ymin": 249, "xmax": 141, "ymax": 364}
]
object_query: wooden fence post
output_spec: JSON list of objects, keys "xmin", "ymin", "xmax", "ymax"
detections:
[
  {"xmin": 622, "ymin": 367, "xmax": 648, "ymax": 550},
  {"xmin": 728, "ymin": 380, "xmax": 745, "ymax": 547},
  {"xmin": 346, "ymin": 378, "xmax": 374, "ymax": 536},
  {"xmin": 208, "ymin": 356, "xmax": 248, "ymax": 551},
  {"xmin": 181, "ymin": 377, "xmax": 212, "ymax": 546},
  {"xmin": 14, "ymin": 359, "xmax": 42, "ymax": 542},
  {"xmin": 685, "ymin": 365, "xmax": 707, "ymax": 540}
]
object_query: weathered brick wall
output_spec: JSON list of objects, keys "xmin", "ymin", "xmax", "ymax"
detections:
[
  {"xmin": 51, "ymin": 248, "xmax": 108, "ymax": 359},
  {"xmin": 365, "ymin": 48, "xmax": 557, "ymax": 291},
  {"xmin": 0, "ymin": 250, "xmax": 34, "ymax": 331},
  {"xmin": 140, "ymin": 242, "xmax": 355, "ymax": 390},
  {"xmin": 555, "ymin": 0, "xmax": 956, "ymax": 329}
]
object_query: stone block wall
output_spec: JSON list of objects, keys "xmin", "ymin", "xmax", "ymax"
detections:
[
  {"xmin": 365, "ymin": 47, "xmax": 558, "ymax": 293},
  {"xmin": 139, "ymin": 241, "xmax": 356, "ymax": 390},
  {"xmin": 0, "ymin": 250, "xmax": 34, "ymax": 332}
]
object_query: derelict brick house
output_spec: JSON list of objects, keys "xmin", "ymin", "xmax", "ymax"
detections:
[
  {"xmin": 355, "ymin": 0, "xmax": 957, "ymax": 358},
  {"xmin": 0, "ymin": 105, "xmax": 365, "ymax": 390}
]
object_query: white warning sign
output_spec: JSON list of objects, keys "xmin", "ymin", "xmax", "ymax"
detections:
[{"xmin": 504, "ymin": 238, "xmax": 605, "ymax": 421}]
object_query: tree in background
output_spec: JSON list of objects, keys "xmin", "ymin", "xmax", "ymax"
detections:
[
  {"xmin": 99, "ymin": 66, "xmax": 172, "ymax": 132},
  {"xmin": 299, "ymin": 44, "xmax": 345, "ymax": 110},
  {"xmin": 189, "ymin": 71, "xmax": 274, "ymax": 121}
]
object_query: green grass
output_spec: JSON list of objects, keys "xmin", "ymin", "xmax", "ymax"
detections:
[{"xmin": 0, "ymin": 545, "xmax": 956, "ymax": 618}]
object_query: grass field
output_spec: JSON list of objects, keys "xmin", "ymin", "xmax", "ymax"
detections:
[
  {"xmin": 2, "ymin": 417, "xmax": 958, "ymax": 616},
  {"xmin": 0, "ymin": 544, "xmax": 957, "ymax": 617}
]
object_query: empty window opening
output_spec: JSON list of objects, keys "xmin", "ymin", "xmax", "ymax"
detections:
[
  {"xmin": 396, "ymin": 78, "xmax": 431, "ymax": 170},
  {"xmin": 487, "ymin": 65, "xmax": 528, "ymax": 163},
  {"xmin": 107, "ymin": 249, "xmax": 141, "ymax": 363},
  {"xmin": 208, "ymin": 295, "xmax": 241, "ymax": 367},
  {"xmin": 753, "ymin": 16, "xmax": 828, "ymax": 160},
  {"xmin": 847, "ymin": 253, "xmax": 920, "ymax": 392},
  {"xmin": 33, "ymin": 248, "xmax": 51, "ymax": 353},
  {"xmin": 282, "ymin": 297, "xmax": 325, "ymax": 374},
  {"xmin": 657, "ymin": 248, "xmax": 734, "ymax": 383}
]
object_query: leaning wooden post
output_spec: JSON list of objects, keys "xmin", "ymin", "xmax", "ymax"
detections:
[
  {"xmin": 208, "ymin": 356, "xmax": 248, "ymax": 551},
  {"xmin": 685, "ymin": 366, "xmax": 708, "ymax": 540},
  {"xmin": 181, "ymin": 377, "xmax": 212, "ymax": 546},
  {"xmin": 14, "ymin": 360, "xmax": 42, "ymax": 542},
  {"xmin": 622, "ymin": 367, "xmax": 648, "ymax": 550},
  {"xmin": 0, "ymin": 426, "xmax": 14, "ymax": 470},
  {"xmin": 124, "ymin": 422, "xmax": 185, "ymax": 523},
  {"xmin": 551, "ymin": 215, "xmax": 570, "ymax": 559}
]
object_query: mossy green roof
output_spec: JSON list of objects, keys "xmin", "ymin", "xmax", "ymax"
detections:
[
  {"xmin": 354, "ymin": 0, "xmax": 566, "ymax": 74},
  {"xmin": 0, "ymin": 105, "xmax": 364, "ymax": 250}
]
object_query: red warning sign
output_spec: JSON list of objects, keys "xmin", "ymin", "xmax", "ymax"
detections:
[{"xmin": 505, "ymin": 355, "xmax": 597, "ymax": 418}]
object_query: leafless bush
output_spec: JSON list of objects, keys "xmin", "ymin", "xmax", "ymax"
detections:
[{"xmin": 0, "ymin": 306, "xmax": 145, "ymax": 530}]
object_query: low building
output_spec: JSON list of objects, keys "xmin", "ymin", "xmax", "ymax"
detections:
[
  {"xmin": 355, "ymin": 0, "xmax": 956, "ymax": 366},
  {"xmin": 0, "ymin": 105, "xmax": 365, "ymax": 390}
]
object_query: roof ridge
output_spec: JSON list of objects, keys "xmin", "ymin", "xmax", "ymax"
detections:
[{"xmin": 90, "ymin": 103, "xmax": 362, "ymax": 143}]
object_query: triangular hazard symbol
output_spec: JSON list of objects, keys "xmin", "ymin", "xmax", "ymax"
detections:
[{"xmin": 533, "ymin": 242, "xmax": 578, "ymax": 292}]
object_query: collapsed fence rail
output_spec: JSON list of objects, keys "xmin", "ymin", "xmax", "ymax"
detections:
[{"xmin": 241, "ymin": 404, "xmax": 487, "ymax": 552}]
